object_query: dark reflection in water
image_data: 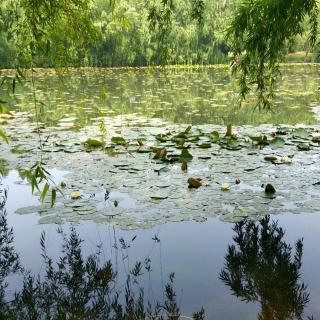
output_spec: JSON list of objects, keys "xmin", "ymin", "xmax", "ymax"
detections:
[
  {"xmin": 0, "ymin": 180, "xmax": 317, "ymax": 320},
  {"xmin": 0, "ymin": 193, "xmax": 205, "ymax": 319},
  {"xmin": 0, "ymin": 187, "xmax": 19, "ymax": 317},
  {"xmin": 220, "ymin": 216, "xmax": 312, "ymax": 320}
]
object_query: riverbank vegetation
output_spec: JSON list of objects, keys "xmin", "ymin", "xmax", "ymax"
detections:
[{"xmin": 0, "ymin": 0, "xmax": 318, "ymax": 69}]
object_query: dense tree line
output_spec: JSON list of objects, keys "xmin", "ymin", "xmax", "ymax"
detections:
[
  {"xmin": 0, "ymin": 0, "xmax": 313, "ymax": 69},
  {"xmin": 87, "ymin": 0, "xmax": 238, "ymax": 67},
  {"xmin": 0, "ymin": 0, "xmax": 233, "ymax": 68}
]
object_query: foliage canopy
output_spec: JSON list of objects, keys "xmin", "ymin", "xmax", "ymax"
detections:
[{"xmin": 227, "ymin": 0, "xmax": 319, "ymax": 109}]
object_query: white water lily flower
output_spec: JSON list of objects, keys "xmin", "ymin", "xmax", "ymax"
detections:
[
  {"xmin": 221, "ymin": 183, "xmax": 231, "ymax": 191},
  {"xmin": 281, "ymin": 156, "xmax": 293, "ymax": 164}
]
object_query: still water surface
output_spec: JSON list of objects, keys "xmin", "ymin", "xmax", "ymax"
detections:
[
  {"xmin": 2, "ymin": 65, "xmax": 320, "ymax": 319},
  {"xmin": 3, "ymin": 170, "xmax": 320, "ymax": 319},
  {"xmin": 4, "ymin": 64, "xmax": 320, "ymax": 127}
]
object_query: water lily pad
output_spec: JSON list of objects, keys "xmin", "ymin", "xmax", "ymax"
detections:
[
  {"xmin": 220, "ymin": 139, "xmax": 241, "ymax": 150},
  {"xmin": 250, "ymin": 135, "xmax": 268, "ymax": 145},
  {"xmin": 265, "ymin": 184, "xmax": 276, "ymax": 194},
  {"xmin": 293, "ymin": 128, "xmax": 309, "ymax": 139},
  {"xmin": 269, "ymin": 137, "xmax": 285, "ymax": 147},
  {"xmin": 85, "ymin": 138, "xmax": 103, "ymax": 147},
  {"xmin": 15, "ymin": 205, "xmax": 40, "ymax": 215},
  {"xmin": 38, "ymin": 216, "xmax": 62, "ymax": 224},
  {"xmin": 186, "ymin": 135, "xmax": 200, "ymax": 142},
  {"xmin": 150, "ymin": 194, "xmax": 168, "ymax": 200},
  {"xmin": 111, "ymin": 136, "xmax": 127, "ymax": 145},
  {"xmin": 193, "ymin": 216, "xmax": 207, "ymax": 223},
  {"xmin": 137, "ymin": 147, "xmax": 151, "ymax": 153},
  {"xmin": 264, "ymin": 155, "xmax": 277, "ymax": 161},
  {"xmin": 210, "ymin": 131, "xmax": 220, "ymax": 142},
  {"xmin": 180, "ymin": 149, "xmax": 193, "ymax": 162},
  {"xmin": 297, "ymin": 143, "xmax": 310, "ymax": 151},
  {"xmin": 197, "ymin": 142, "xmax": 211, "ymax": 148},
  {"xmin": 233, "ymin": 206, "xmax": 250, "ymax": 217}
]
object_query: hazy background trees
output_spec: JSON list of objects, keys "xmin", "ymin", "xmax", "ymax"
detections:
[{"xmin": 0, "ymin": 0, "xmax": 317, "ymax": 69}]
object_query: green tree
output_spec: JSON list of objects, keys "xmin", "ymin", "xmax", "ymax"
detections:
[
  {"xmin": 0, "ymin": 0, "xmax": 245, "ymax": 68},
  {"xmin": 227, "ymin": 0, "xmax": 319, "ymax": 109},
  {"xmin": 2, "ymin": 0, "xmax": 96, "ymax": 69}
]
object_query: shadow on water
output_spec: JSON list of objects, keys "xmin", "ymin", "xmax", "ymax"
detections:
[{"xmin": 220, "ymin": 216, "xmax": 313, "ymax": 320}]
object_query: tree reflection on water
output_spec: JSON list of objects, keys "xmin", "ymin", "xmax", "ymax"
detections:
[
  {"xmin": 0, "ymin": 190, "xmax": 204, "ymax": 320},
  {"xmin": 0, "ymin": 181, "xmax": 316, "ymax": 320},
  {"xmin": 220, "ymin": 216, "xmax": 312, "ymax": 320}
]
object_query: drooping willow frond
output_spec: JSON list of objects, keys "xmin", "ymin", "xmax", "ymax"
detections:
[{"xmin": 227, "ymin": 0, "xmax": 320, "ymax": 109}]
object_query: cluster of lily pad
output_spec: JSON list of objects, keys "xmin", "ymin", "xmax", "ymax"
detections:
[{"xmin": 1, "ymin": 112, "xmax": 320, "ymax": 229}]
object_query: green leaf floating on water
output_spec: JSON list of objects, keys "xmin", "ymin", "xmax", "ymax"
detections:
[
  {"xmin": 249, "ymin": 135, "xmax": 268, "ymax": 145},
  {"xmin": 276, "ymin": 127, "xmax": 289, "ymax": 135},
  {"xmin": 155, "ymin": 134, "xmax": 168, "ymax": 142},
  {"xmin": 15, "ymin": 205, "xmax": 40, "ymax": 215},
  {"xmin": 137, "ymin": 147, "xmax": 151, "ymax": 153},
  {"xmin": 186, "ymin": 135, "xmax": 200, "ymax": 142},
  {"xmin": 264, "ymin": 155, "xmax": 277, "ymax": 161},
  {"xmin": 85, "ymin": 138, "xmax": 103, "ymax": 147},
  {"xmin": 297, "ymin": 143, "xmax": 310, "ymax": 151},
  {"xmin": 180, "ymin": 149, "xmax": 193, "ymax": 162},
  {"xmin": 38, "ymin": 215, "xmax": 62, "ymax": 225},
  {"xmin": 210, "ymin": 131, "xmax": 220, "ymax": 142},
  {"xmin": 171, "ymin": 136, "xmax": 185, "ymax": 144},
  {"xmin": 111, "ymin": 136, "xmax": 127, "ymax": 145},
  {"xmin": 197, "ymin": 142, "xmax": 211, "ymax": 148},
  {"xmin": 293, "ymin": 128, "xmax": 309, "ymax": 139},
  {"xmin": 220, "ymin": 138, "xmax": 241, "ymax": 150},
  {"xmin": 269, "ymin": 137, "xmax": 285, "ymax": 147}
]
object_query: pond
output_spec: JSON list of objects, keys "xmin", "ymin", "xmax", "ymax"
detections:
[
  {"xmin": 2, "ymin": 64, "xmax": 320, "ymax": 127},
  {"xmin": 1, "ymin": 65, "xmax": 320, "ymax": 319}
]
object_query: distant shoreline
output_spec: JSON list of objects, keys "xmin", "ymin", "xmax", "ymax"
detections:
[{"xmin": 0, "ymin": 62, "xmax": 319, "ymax": 75}]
